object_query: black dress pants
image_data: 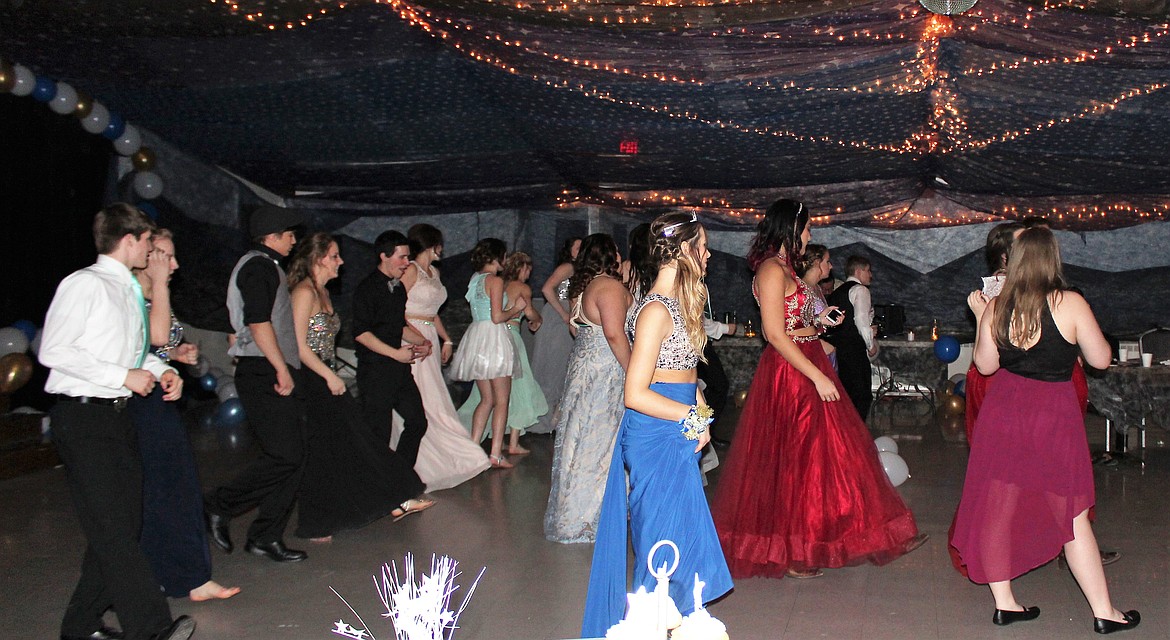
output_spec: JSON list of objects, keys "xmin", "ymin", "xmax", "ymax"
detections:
[
  {"xmin": 835, "ymin": 344, "xmax": 874, "ymax": 421},
  {"xmin": 206, "ymin": 357, "xmax": 306, "ymax": 544},
  {"xmin": 357, "ymin": 359, "xmax": 428, "ymax": 467},
  {"xmin": 51, "ymin": 401, "xmax": 173, "ymax": 640}
]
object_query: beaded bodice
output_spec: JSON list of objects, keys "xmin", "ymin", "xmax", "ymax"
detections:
[
  {"xmin": 405, "ymin": 261, "xmax": 447, "ymax": 316},
  {"xmin": 753, "ymin": 260, "xmax": 820, "ymax": 343},
  {"xmin": 626, "ymin": 293, "xmax": 699, "ymax": 370},
  {"xmin": 144, "ymin": 300, "xmax": 184, "ymax": 361},
  {"xmin": 307, "ymin": 311, "xmax": 340, "ymax": 366},
  {"xmin": 466, "ymin": 272, "xmax": 507, "ymax": 323},
  {"xmin": 555, "ymin": 277, "xmax": 571, "ymax": 300}
]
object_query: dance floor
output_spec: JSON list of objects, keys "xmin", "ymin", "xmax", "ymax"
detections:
[{"xmin": 3, "ymin": 402, "xmax": 1167, "ymax": 640}]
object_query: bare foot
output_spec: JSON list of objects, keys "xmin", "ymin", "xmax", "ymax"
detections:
[
  {"xmin": 506, "ymin": 445, "xmax": 530, "ymax": 456},
  {"xmin": 189, "ymin": 580, "xmax": 241, "ymax": 601},
  {"xmin": 489, "ymin": 455, "xmax": 514, "ymax": 469}
]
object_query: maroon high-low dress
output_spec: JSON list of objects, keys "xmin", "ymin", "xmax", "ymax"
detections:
[
  {"xmin": 951, "ymin": 308, "xmax": 1094, "ymax": 584},
  {"xmin": 713, "ymin": 261, "xmax": 920, "ymax": 578}
]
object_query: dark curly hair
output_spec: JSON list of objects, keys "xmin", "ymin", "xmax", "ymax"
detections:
[
  {"xmin": 747, "ymin": 198, "xmax": 809, "ymax": 271},
  {"xmin": 567, "ymin": 234, "xmax": 621, "ymax": 300},
  {"xmin": 469, "ymin": 237, "xmax": 507, "ymax": 270}
]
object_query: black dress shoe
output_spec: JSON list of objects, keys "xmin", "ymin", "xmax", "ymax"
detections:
[
  {"xmin": 1094, "ymin": 610, "xmax": 1140, "ymax": 634},
  {"xmin": 206, "ymin": 511, "xmax": 233, "ymax": 554},
  {"xmin": 993, "ymin": 606, "xmax": 1040, "ymax": 626},
  {"xmin": 244, "ymin": 539, "xmax": 307, "ymax": 563},
  {"xmin": 61, "ymin": 627, "xmax": 125, "ymax": 640},
  {"xmin": 151, "ymin": 615, "xmax": 196, "ymax": 640}
]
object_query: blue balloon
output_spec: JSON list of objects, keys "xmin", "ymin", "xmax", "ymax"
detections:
[
  {"xmin": 136, "ymin": 201, "xmax": 159, "ymax": 221},
  {"xmin": 954, "ymin": 378, "xmax": 967, "ymax": 398},
  {"xmin": 102, "ymin": 112, "xmax": 126, "ymax": 140},
  {"xmin": 12, "ymin": 320, "xmax": 37, "ymax": 342},
  {"xmin": 934, "ymin": 335, "xmax": 961, "ymax": 364},
  {"xmin": 216, "ymin": 397, "xmax": 246, "ymax": 426},
  {"xmin": 198, "ymin": 372, "xmax": 218, "ymax": 392},
  {"xmin": 32, "ymin": 76, "xmax": 57, "ymax": 102}
]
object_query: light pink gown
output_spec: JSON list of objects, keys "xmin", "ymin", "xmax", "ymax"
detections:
[{"xmin": 392, "ymin": 261, "xmax": 491, "ymax": 491}]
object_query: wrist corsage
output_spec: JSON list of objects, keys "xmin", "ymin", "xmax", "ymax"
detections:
[{"xmin": 679, "ymin": 404, "xmax": 715, "ymax": 441}]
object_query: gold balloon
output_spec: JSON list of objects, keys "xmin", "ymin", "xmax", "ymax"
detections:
[
  {"xmin": 733, "ymin": 389, "xmax": 749, "ymax": 408},
  {"xmin": 0, "ymin": 60, "xmax": 14, "ymax": 93},
  {"xmin": 74, "ymin": 90, "xmax": 93, "ymax": 118},
  {"xmin": 132, "ymin": 148, "xmax": 156, "ymax": 171},
  {"xmin": 0, "ymin": 352, "xmax": 34, "ymax": 394},
  {"xmin": 943, "ymin": 380, "xmax": 956, "ymax": 396},
  {"xmin": 944, "ymin": 394, "xmax": 966, "ymax": 416}
]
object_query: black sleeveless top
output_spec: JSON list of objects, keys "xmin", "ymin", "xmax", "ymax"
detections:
[{"xmin": 998, "ymin": 305, "xmax": 1079, "ymax": 382}]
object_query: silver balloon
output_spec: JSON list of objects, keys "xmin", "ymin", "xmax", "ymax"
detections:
[
  {"xmin": 9, "ymin": 64, "xmax": 35, "ymax": 96},
  {"xmin": 216, "ymin": 381, "xmax": 238, "ymax": 402},
  {"xmin": 132, "ymin": 171, "xmax": 164, "ymax": 200},
  {"xmin": 0, "ymin": 326, "xmax": 30, "ymax": 357},
  {"xmin": 113, "ymin": 124, "xmax": 142, "ymax": 156},
  {"xmin": 48, "ymin": 82, "xmax": 78, "ymax": 115},
  {"xmin": 80, "ymin": 102, "xmax": 110, "ymax": 134}
]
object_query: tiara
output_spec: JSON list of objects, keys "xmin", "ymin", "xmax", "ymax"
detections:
[{"xmin": 661, "ymin": 211, "xmax": 698, "ymax": 237}]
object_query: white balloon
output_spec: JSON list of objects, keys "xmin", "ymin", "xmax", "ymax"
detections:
[
  {"xmin": 874, "ymin": 435, "xmax": 899, "ymax": 455},
  {"xmin": 49, "ymin": 82, "xmax": 78, "ymax": 114},
  {"xmin": 80, "ymin": 102, "xmax": 110, "ymax": 134},
  {"xmin": 132, "ymin": 171, "xmax": 164, "ymax": 200},
  {"xmin": 879, "ymin": 451, "xmax": 910, "ymax": 487},
  {"xmin": 10, "ymin": 64, "xmax": 35, "ymax": 96},
  {"xmin": 114, "ymin": 124, "xmax": 142, "ymax": 156},
  {"xmin": 0, "ymin": 326, "xmax": 30, "ymax": 356}
]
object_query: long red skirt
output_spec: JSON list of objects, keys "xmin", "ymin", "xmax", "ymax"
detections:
[
  {"xmin": 712, "ymin": 340, "xmax": 920, "ymax": 578},
  {"xmin": 951, "ymin": 371, "xmax": 1095, "ymax": 583}
]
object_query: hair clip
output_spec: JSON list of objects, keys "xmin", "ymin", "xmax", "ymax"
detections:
[{"xmin": 661, "ymin": 211, "xmax": 698, "ymax": 238}]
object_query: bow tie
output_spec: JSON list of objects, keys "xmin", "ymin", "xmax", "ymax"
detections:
[{"xmin": 387, "ymin": 278, "xmax": 401, "ymax": 293}]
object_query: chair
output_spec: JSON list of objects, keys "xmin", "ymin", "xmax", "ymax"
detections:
[
  {"xmin": 1139, "ymin": 327, "xmax": 1170, "ymax": 363},
  {"xmin": 869, "ymin": 362, "xmax": 935, "ymax": 435}
]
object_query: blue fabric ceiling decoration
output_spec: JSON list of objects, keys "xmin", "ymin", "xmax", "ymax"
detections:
[{"xmin": 2, "ymin": 0, "xmax": 1168, "ymax": 229}]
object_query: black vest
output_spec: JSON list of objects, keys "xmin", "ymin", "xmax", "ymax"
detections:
[{"xmin": 824, "ymin": 280, "xmax": 866, "ymax": 351}]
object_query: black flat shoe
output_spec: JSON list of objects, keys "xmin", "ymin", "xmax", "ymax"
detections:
[
  {"xmin": 151, "ymin": 615, "xmax": 196, "ymax": 640},
  {"xmin": 61, "ymin": 627, "xmax": 124, "ymax": 640},
  {"xmin": 244, "ymin": 539, "xmax": 307, "ymax": 563},
  {"xmin": 1094, "ymin": 610, "xmax": 1140, "ymax": 634},
  {"xmin": 206, "ymin": 511, "xmax": 233, "ymax": 553},
  {"xmin": 993, "ymin": 606, "xmax": 1040, "ymax": 626}
]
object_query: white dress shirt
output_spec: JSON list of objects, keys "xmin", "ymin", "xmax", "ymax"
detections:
[
  {"xmin": 846, "ymin": 275, "xmax": 877, "ymax": 354},
  {"xmin": 40, "ymin": 255, "xmax": 175, "ymax": 398}
]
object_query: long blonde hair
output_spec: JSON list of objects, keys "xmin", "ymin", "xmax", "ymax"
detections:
[
  {"xmin": 992, "ymin": 227, "xmax": 1066, "ymax": 348},
  {"xmin": 649, "ymin": 212, "xmax": 708, "ymax": 361}
]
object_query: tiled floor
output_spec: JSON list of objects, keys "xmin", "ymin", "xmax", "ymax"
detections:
[{"xmin": 2, "ymin": 399, "xmax": 1166, "ymax": 640}]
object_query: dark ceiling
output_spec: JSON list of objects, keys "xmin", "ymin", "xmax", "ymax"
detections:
[{"xmin": 2, "ymin": 0, "xmax": 1169, "ymax": 228}]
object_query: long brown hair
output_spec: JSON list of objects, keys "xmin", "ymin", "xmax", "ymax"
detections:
[
  {"xmin": 992, "ymin": 227, "xmax": 1066, "ymax": 348},
  {"xmin": 649, "ymin": 211, "xmax": 707, "ymax": 361},
  {"xmin": 288, "ymin": 231, "xmax": 336, "ymax": 290},
  {"xmin": 567, "ymin": 234, "xmax": 621, "ymax": 300}
]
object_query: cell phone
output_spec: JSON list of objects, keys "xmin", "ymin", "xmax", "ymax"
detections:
[{"xmin": 827, "ymin": 308, "xmax": 845, "ymax": 324}]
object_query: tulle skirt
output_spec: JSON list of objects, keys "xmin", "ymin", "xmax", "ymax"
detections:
[
  {"xmin": 581, "ymin": 382, "xmax": 733, "ymax": 638},
  {"xmin": 952, "ymin": 371, "xmax": 1094, "ymax": 584},
  {"xmin": 713, "ymin": 340, "xmax": 920, "ymax": 578},
  {"xmin": 457, "ymin": 323, "xmax": 548, "ymax": 436},
  {"xmin": 448, "ymin": 320, "xmax": 515, "ymax": 381}
]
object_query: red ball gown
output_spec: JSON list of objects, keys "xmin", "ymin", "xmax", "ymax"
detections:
[{"xmin": 713, "ymin": 264, "xmax": 921, "ymax": 578}]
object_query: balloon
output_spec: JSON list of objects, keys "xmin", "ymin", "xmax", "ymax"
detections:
[
  {"xmin": 0, "ymin": 60, "xmax": 14, "ymax": 92},
  {"xmin": 874, "ymin": 435, "xmax": 898, "ymax": 454},
  {"xmin": 11, "ymin": 405, "xmax": 40, "ymax": 414},
  {"xmin": 29, "ymin": 329, "xmax": 43, "ymax": 356},
  {"xmin": 102, "ymin": 112, "xmax": 126, "ymax": 140},
  {"xmin": 74, "ymin": 90, "xmax": 93, "ymax": 118},
  {"xmin": 933, "ymin": 335, "xmax": 960, "ymax": 364},
  {"xmin": 80, "ymin": 102, "xmax": 110, "ymax": 134},
  {"xmin": 113, "ymin": 124, "xmax": 142, "ymax": 155},
  {"xmin": 733, "ymin": 389, "xmax": 748, "ymax": 408},
  {"xmin": 0, "ymin": 352, "xmax": 34, "ymax": 394},
  {"xmin": 944, "ymin": 394, "xmax": 966, "ymax": 416},
  {"xmin": 11, "ymin": 320, "xmax": 37, "ymax": 342},
  {"xmin": 942, "ymin": 380, "xmax": 956, "ymax": 396},
  {"xmin": 10, "ymin": 64, "xmax": 36, "ymax": 96},
  {"xmin": 131, "ymin": 147, "xmax": 156, "ymax": 171},
  {"xmin": 216, "ymin": 397, "xmax": 246, "ymax": 426},
  {"xmin": 32, "ymin": 75, "xmax": 56, "ymax": 102},
  {"xmin": 939, "ymin": 413, "xmax": 966, "ymax": 443},
  {"xmin": 136, "ymin": 201, "xmax": 160, "ymax": 221},
  {"xmin": 48, "ymin": 82, "xmax": 78, "ymax": 114},
  {"xmin": 0, "ymin": 327, "xmax": 30, "ymax": 356},
  {"xmin": 216, "ymin": 381, "xmax": 238, "ymax": 402},
  {"xmin": 132, "ymin": 171, "xmax": 163, "ymax": 200},
  {"xmin": 954, "ymin": 378, "xmax": 967, "ymax": 398},
  {"xmin": 949, "ymin": 373, "xmax": 966, "ymax": 384},
  {"xmin": 879, "ymin": 451, "xmax": 910, "ymax": 487},
  {"xmin": 198, "ymin": 373, "xmax": 218, "ymax": 392}
]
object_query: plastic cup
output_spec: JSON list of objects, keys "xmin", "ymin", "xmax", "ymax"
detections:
[
  {"xmin": 1118, "ymin": 347, "xmax": 1130, "ymax": 362},
  {"xmin": 1142, "ymin": 352, "xmax": 1154, "ymax": 367}
]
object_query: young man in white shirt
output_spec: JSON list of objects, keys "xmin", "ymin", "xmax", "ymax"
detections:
[
  {"xmin": 40, "ymin": 203, "xmax": 195, "ymax": 640},
  {"xmin": 824, "ymin": 255, "xmax": 879, "ymax": 421}
]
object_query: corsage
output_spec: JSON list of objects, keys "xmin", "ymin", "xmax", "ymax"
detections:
[{"xmin": 679, "ymin": 404, "xmax": 715, "ymax": 441}]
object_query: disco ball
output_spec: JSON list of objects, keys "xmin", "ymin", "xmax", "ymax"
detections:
[{"xmin": 919, "ymin": 0, "xmax": 978, "ymax": 15}]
